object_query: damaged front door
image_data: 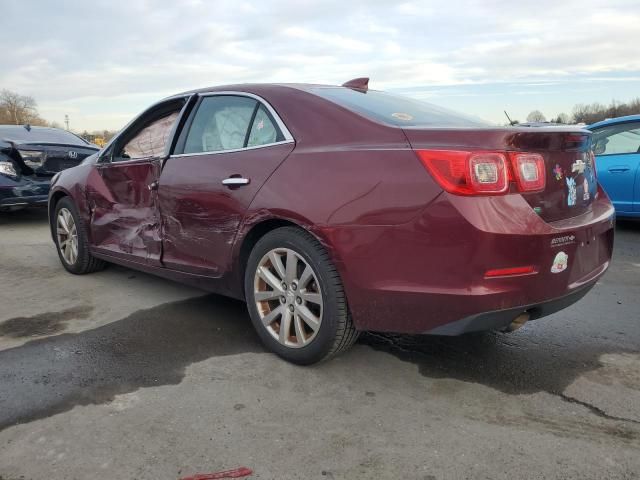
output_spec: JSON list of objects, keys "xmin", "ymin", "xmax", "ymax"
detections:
[{"xmin": 87, "ymin": 100, "xmax": 184, "ymax": 264}]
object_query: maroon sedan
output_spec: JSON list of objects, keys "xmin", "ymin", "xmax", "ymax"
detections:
[{"xmin": 48, "ymin": 79, "xmax": 614, "ymax": 364}]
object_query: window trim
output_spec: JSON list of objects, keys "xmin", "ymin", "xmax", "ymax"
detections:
[{"xmin": 171, "ymin": 91, "xmax": 294, "ymax": 158}]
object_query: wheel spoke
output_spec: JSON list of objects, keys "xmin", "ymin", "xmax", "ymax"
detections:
[
  {"xmin": 268, "ymin": 251, "xmax": 286, "ymax": 280},
  {"xmin": 254, "ymin": 290, "xmax": 282, "ymax": 302},
  {"xmin": 297, "ymin": 305, "xmax": 320, "ymax": 332},
  {"xmin": 57, "ymin": 215, "xmax": 69, "ymax": 234},
  {"xmin": 294, "ymin": 315, "xmax": 307, "ymax": 345},
  {"xmin": 298, "ymin": 265, "xmax": 313, "ymax": 288},
  {"xmin": 257, "ymin": 266, "xmax": 284, "ymax": 292},
  {"xmin": 300, "ymin": 291, "xmax": 322, "ymax": 305},
  {"xmin": 285, "ymin": 250, "xmax": 297, "ymax": 284},
  {"xmin": 279, "ymin": 309, "xmax": 292, "ymax": 344},
  {"xmin": 261, "ymin": 305, "xmax": 284, "ymax": 327},
  {"xmin": 70, "ymin": 240, "xmax": 78, "ymax": 264}
]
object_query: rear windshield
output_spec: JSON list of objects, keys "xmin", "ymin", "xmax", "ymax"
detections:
[
  {"xmin": 309, "ymin": 87, "xmax": 491, "ymax": 128},
  {"xmin": 0, "ymin": 126, "xmax": 91, "ymax": 145}
]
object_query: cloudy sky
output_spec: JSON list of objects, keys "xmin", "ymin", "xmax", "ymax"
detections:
[{"xmin": 2, "ymin": 0, "xmax": 639, "ymax": 131}]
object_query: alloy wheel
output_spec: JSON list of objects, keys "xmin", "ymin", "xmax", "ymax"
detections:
[
  {"xmin": 56, "ymin": 208, "xmax": 78, "ymax": 265},
  {"xmin": 253, "ymin": 248, "xmax": 323, "ymax": 348}
]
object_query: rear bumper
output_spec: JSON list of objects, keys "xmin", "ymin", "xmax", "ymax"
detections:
[
  {"xmin": 426, "ymin": 280, "xmax": 596, "ymax": 335},
  {"xmin": 317, "ymin": 189, "xmax": 615, "ymax": 335}
]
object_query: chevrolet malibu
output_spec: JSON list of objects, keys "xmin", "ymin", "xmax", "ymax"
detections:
[{"xmin": 48, "ymin": 79, "xmax": 615, "ymax": 364}]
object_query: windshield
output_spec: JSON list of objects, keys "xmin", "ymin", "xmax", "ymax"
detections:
[
  {"xmin": 0, "ymin": 126, "xmax": 91, "ymax": 146},
  {"xmin": 309, "ymin": 87, "xmax": 491, "ymax": 128}
]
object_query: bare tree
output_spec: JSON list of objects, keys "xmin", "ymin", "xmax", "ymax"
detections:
[
  {"xmin": 572, "ymin": 98, "xmax": 640, "ymax": 124},
  {"xmin": 526, "ymin": 110, "xmax": 547, "ymax": 123},
  {"xmin": 0, "ymin": 89, "xmax": 45, "ymax": 125},
  {"xmin": 555, "ymin": 113, "xmax": 570, "ymax": 124}
]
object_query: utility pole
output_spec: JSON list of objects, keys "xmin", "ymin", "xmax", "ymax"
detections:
[{"xmin": 64, "ymin": 114, "xmax": 69, "ymax": 131}]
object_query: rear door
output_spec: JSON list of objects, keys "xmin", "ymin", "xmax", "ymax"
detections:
[
  {"xmin": 591, "ymin": 121, "xmax": 640, "ymax": 214},
  {"xmin": 158, "ymin": 93, "xmax": 295, "ymax": 278},
  {"xmin": 87, "ymin": 98, "xmax": 186, "ymax": 264}
]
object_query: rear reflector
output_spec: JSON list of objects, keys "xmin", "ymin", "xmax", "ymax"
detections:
[
  {"xmin": 416, "ymin": 149, "xmax": 546, "ymax": 196},
  {"xmin": 484, "ymin": 266, "xmax": 537, "ymax": 278}
]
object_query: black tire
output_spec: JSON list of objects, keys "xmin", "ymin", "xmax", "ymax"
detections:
[
  {"xmin": 53, "ymin": 197, "xmax": 106, "ymax": 274},
  {"xmin": 244, "ymin": 226, "xmax": 359, "ymax": 365}
]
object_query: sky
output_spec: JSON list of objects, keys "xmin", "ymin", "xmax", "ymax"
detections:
[{"xmin": 1, "ymin": 0, "xmax": 639, "ymax": 131}]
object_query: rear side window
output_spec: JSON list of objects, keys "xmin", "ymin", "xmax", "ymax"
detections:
[
  {"xmin": 247, "ymin": 105, "xmax": 281, "ymax": 147},
  {"xmin": 592, "ymin": 122, "xmax": 640, "ymax": 155},
  {"xmin": 309, "ymin": 87, "xmax": 490, "ymax": 128},
  {"xmin": 183, "ymin": 96, "xmax": 256, "ymax": 154}
]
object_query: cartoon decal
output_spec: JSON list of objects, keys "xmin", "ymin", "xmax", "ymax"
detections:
[
  {"xmin": 571, "ymin": 159, "xmax": 586, "ymax": 174},
  {"xmin": 583, "ymin": 178, "xmax": 590, "ymax": 201},
  {"xmin": 566, "ymin": 177, "xmax": 577, "ymax": 206},
  {"xmin": 551, "ymin": 251, "xmax": 569, "ymax": 273},
  {"xmin": 256, "ymin": 119, "xmax": 264, "ymax": 130},
  {"xmin": 553, "ymin": 164, "xmax": 563, "ymax": 180}
]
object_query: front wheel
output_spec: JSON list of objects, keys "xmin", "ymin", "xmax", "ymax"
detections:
[
  {"xmin": 54, "ymin": 197, "xmax": 106, "ymax": 274},
  {"xmin": 244, "ymin": 227, "xmax": 358, "ymax": 365}
]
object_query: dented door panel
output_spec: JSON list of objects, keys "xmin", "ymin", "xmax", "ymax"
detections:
[
  {"xmin": 158, "ymin": 143, "xmax": 294, "ymax": 279},
  {"xmin": 88, "ymin": 159, "xmax": 162, "ymax": 264}
]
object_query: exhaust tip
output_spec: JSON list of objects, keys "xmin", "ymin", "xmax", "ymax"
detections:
[{"xmin": 503, "ymin": 312, "xmax": 530, "ymax": 333}]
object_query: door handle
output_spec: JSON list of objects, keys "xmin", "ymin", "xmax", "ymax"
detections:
[
  {"xmin": 608, "ymin": 166, "xmax": 629, "ymax": 173},
  {"xmin": 222, "ymin": 177, "xmax": 250, "ymax": 187},
  {"xmin": 148, "ymin": 181, "xmax": 159, "ymax": 191}
]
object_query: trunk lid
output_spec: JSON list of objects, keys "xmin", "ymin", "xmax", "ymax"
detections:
[{"xmin": 403, "ymin": 127, "xmax": 597, "ymax": 222}]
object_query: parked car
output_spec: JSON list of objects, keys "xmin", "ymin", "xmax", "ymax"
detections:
[
  {"xmin": 48, "ymin": 79, "xmax": 615, "ymax": 364},
  {"xmin": 587, "ymin": 115, "xmax": 640, "ymax": 218},
  {"xmin": 0, "ymin": 125, "xmax": 99, "ymax": 211}
]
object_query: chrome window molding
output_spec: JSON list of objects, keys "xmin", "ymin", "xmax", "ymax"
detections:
[{"xmin": 171, "ymin": 139, "xmax": 294, "ymax": 158}]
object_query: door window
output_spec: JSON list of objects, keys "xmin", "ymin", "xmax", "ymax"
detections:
[
  {"xmin": 184, "ymin": 96, "xmax": 257, "ymax": 154},
  {"xmin": 593, "ymin": 122, "xmax": 640, "ymax": 156},
  {"xmin": 118, "ymin": 111, "xmax": 180, "ymax": 161},
  {"xmin": 247, "ymin": 105, "xmax": 281, "ymax": 147}
]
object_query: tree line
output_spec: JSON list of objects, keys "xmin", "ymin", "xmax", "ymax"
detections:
[{"xmin": 523, "ymin": 98, "xmax": 640, "ymax": 125}]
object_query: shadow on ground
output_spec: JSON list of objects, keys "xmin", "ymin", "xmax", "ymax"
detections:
[
  {"xmin": 0, "ymin": 208, "xmax": 49, "ymax": 226},
  {"xmin": 0, "ymin": 295, "xmax": 263, "ymax": 431}
]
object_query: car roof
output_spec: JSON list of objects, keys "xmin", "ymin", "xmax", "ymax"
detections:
[
  {"xmin": 587, "ymin": 114, "xmax": 640, "ymax": 130},
  {"xmin": 0, "ymin": 124, "xmax": 96, "ymax": 147},
  {"xmin": 169, "ymin": 83, "xmax": 333, "ymax": 99}
]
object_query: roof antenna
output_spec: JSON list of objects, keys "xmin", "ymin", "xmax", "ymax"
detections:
[
  {"xmin": 24, "ymin": 124, "xmax": 31, "ymax": 132},
  {"xmin": 342, "ymin": 77, "xmax": 369, "ymax": 92},
  {"xmin": 504, "ymin": 111, "xmax": 515, "ymax": 126}
]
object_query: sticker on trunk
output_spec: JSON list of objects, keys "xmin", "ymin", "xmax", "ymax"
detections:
[
  {"xmin": 566, "ymin": 177, "xmax": 577, "ymax": 206},
  {"xmin": 551, "ymin": 251, "xmax": 569, "ymax": 273}
]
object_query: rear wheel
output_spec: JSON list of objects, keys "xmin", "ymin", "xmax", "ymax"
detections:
[
  {"xmin": 54, "ymin": 197, "xmax": 106, "ymax": 274},
  {"xmin": 244, "ymin": 227, "xmax": 358, "ymax": 364}
]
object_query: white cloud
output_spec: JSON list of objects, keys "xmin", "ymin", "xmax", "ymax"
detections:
[{"xmin": 0, "ymin": 0, "xmax": 638, "ymax": 129}]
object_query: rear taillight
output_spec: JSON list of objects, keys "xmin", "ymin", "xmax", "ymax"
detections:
[
  {"xmin": 416, "ymin": 149, "xmax": 545, "ymax": 196},
  {"xmin": 509, "ymin": 153, "xmax": 545, "ymax": 192}
]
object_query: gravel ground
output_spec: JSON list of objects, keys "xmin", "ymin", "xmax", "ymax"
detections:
[{"xmin": 0, "ymin": 209, "xmax": 639, "ymax": 480}]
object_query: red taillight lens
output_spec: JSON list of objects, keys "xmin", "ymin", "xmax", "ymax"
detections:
[
  {"xmin": 416, "ymin": 150, "xmax": 508, "ymax": 195},
  {"xmin": 509, "ymin": 153, "xmax": 545, "ymax": 192},
  {"xmin": 416, "ymin": 149, "xmax": 546, "ymax": 196}
]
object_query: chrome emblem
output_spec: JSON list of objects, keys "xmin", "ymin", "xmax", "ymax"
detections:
[
  {"xmin": 68, "ymin": 151, "xmax": 78, "ymax": 159},
  {"xmin": 571, "ymin": 159, "xmax": 586, "ymax": 173}
]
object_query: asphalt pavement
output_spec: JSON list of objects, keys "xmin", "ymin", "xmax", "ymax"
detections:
[{"xmin": 0, "ymin": 209, "xmax": 639, "ymax": 479}]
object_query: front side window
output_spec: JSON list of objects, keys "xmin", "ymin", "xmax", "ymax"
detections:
[
  {"xmin": 119, "ymin": 111, "xmax": 180, "ymax": 160},
  {"xmin": 593, "ymin": 122, "xmax": 640, "ymax": 155}
]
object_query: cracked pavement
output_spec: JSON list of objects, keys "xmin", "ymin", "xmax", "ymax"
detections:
[{"xmin": 0, "ymin": 210, "xmax": 639, "ymax": 479}]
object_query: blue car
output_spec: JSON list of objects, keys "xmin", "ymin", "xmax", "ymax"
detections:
[{"xmin": 588, "ymin": 115, "xmax": 640, "ymax": 218}]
